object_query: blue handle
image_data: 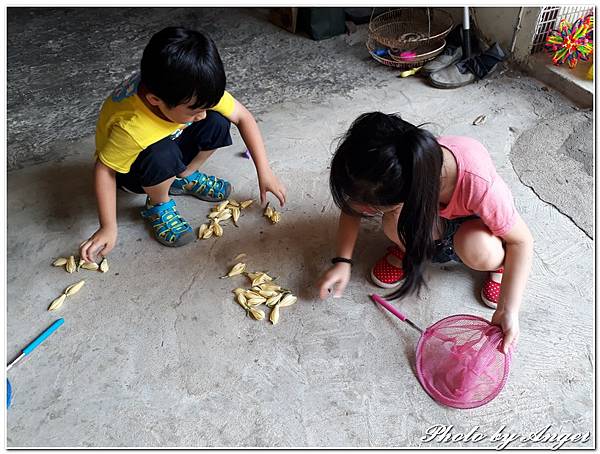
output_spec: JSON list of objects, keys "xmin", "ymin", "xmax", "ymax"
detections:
[{"xmin": 23, "ymin": 319, "xmax": 64, "ymax": 356}]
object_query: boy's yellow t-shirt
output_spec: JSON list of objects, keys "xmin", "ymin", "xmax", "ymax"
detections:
[{"xmin": 95, "ymin": 73, "xmax": 235, "ymax": 173}]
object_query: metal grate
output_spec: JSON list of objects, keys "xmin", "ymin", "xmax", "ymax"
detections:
[{"xmin": 531, "ymin": 5, "xmax": 595, "ymax": 53}]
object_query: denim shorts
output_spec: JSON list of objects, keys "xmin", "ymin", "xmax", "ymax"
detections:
[{"xmin": 431, "ymin": 216, "xmax": 478, "ymax": 263}]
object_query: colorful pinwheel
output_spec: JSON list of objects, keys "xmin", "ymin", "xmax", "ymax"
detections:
[{"xmin": 545, "ymin": 15, "xmax": 594, "ymax": 69}]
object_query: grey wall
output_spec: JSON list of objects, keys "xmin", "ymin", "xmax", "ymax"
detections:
[
  {"xmin": 448, "ymin": 7, "xmax": 541, "ymax": 59},
  {"xmin": 471, "ymin": 7, "xmax": 540, "ymax": 60},
  {"xmin": 511, "ymin": 8, "xmax": 542, "ymax": 60},
  {"xmin": 473, "ymin": 7, "xmax": 521, "ymax": 50}
]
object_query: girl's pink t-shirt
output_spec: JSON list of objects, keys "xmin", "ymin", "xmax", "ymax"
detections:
[{"xmin": 437, "ymin": 136, "xmax": 517, "ymax": 237}]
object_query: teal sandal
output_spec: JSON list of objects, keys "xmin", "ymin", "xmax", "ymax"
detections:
[
  {"xmin": 169, "ymin": 170, "xmax": 232, "ymax": 202},
  {"xmin": 140, "ymin": 198, "xmax": 194, "ymax": 247}
]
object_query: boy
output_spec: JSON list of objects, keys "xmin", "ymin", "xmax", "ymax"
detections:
[{"xmin": 80, "ymin": 27, "xmax": 286, "ymax": 262}]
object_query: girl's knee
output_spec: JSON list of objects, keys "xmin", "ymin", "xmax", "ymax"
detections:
[
  {"xmin": 454, "ymin": 221, "xmax": 504, "ymax": 271},
  {"xmin": 464, "ymin": 245, "xmax": 503, "ymax": 271}
]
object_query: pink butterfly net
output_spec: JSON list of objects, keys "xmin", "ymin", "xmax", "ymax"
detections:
[
  {"xmin": 371, "ymin": 294, "xmax": 512, "ymax": 409},
  {"xmin": 416, "ymin": 314, "xmax": 511, "ymax": 409}
]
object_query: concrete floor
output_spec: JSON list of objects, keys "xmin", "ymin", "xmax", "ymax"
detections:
[
  {"xmin": 8, "ymin": 7, "xmax": 390, "ymax": 170},
  {"xmin": 6, "ymin": 8, "xmax": 594, "ymax": 449}
]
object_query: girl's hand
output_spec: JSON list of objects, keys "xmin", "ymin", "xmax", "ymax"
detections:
[
  {"xmin": 258, "ymin": 168, "xmax": 286, "ymax": 207},
  {"xmin": 317, "ymin": 263, "xmax": 351, "ymax": 299},
  {"xmin": 491, "ymin": 308, "xmax": 519, "ymax": 354},
  {"xmin": 80, "ymin": 226, "xmax": 117, "ymax": 263}
]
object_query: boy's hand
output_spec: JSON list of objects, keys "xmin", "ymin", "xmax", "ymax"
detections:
[
  {"xmin": 80, "ymin": 226, "xmax": 117, "ymax": 263},
  {"xmin": 258, "ymin": 168, "xmax": 286, "ymax": 207},
  {"xmin": 491, "ymin": 308, "xmax": 519, "ymax": 354},
  {"xmin": 317, "ymin": 263, "xmax": 351, "ymax": 299}
]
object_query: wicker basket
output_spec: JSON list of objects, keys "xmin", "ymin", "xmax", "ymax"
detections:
[
  {"xmin": 366, "ymin": 36, "xmax": 446, "ymax": 70},
  {"xmin": 369, "ymin": 8, "xmax": 453, "ymax": 50}
]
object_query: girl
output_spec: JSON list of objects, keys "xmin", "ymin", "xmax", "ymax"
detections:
[{"xmin": 317, "ymin": 112, "xmax": 533, "ymax": 353}]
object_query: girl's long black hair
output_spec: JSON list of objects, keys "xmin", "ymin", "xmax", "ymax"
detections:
[{"xmin": 330, "ymin": 112, "xmax": 443, "ymax": 299}]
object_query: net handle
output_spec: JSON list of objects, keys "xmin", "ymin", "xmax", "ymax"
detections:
[{"xmin": 370, "ymin": 294, "xmax": 423, "ymax": 333}]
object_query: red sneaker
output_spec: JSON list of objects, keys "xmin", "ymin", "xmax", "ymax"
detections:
[
  {"xmin": 370, "ymin": 245, "xmax": 405, "ymax": 288},
  {"xmin": 481, "ymin": 268, "xmax": 504, "ymax": 308}
]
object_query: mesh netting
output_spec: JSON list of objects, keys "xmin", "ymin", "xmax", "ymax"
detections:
[{"xmin": 416, "ymin": 314, "xmax": 511, "ymax": 409}]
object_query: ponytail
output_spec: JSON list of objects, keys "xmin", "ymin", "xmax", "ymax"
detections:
[{"xmin": 388, "ymin": 129, "xmax": 443, "ymax": 299}]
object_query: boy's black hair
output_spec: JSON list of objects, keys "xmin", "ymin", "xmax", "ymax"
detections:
[
  {"xmin": 330, "ymin": 112, "xmax": 443, "ymax": 300},
  {"xmin": 140, "ymin": 26, "xmax": 226, "ymax": 109}
]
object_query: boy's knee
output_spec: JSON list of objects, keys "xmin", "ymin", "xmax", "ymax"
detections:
[
  {"xmin": 143, "ymin": 139, "xmax": 180, "ymax": 161},
  {"xmin": 205, "ymin": 110, "xmax": 230, "ymax": 131},
  {"xmin": 197, "ymin": 110, "xmax": 231, "ymax": 144},
  {"xmin": 203, "ymin": 111, "xmax": 231, "ymax": 143},
  {"xmin": 133, "ymin": 139, "xmax": 185, "ymax": 187},
  {"xmin": 180, "ymin": 111, "xmax": 232, "ymax": 153}
]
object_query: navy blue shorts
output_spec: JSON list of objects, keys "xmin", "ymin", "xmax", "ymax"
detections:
[
  {"xmin": 431, "ymin": 216, "xmax": 478, "ymax": 263},
  {"xmin": 116, "ymin": 111, "xmax": 232, "ymax": 194}
]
